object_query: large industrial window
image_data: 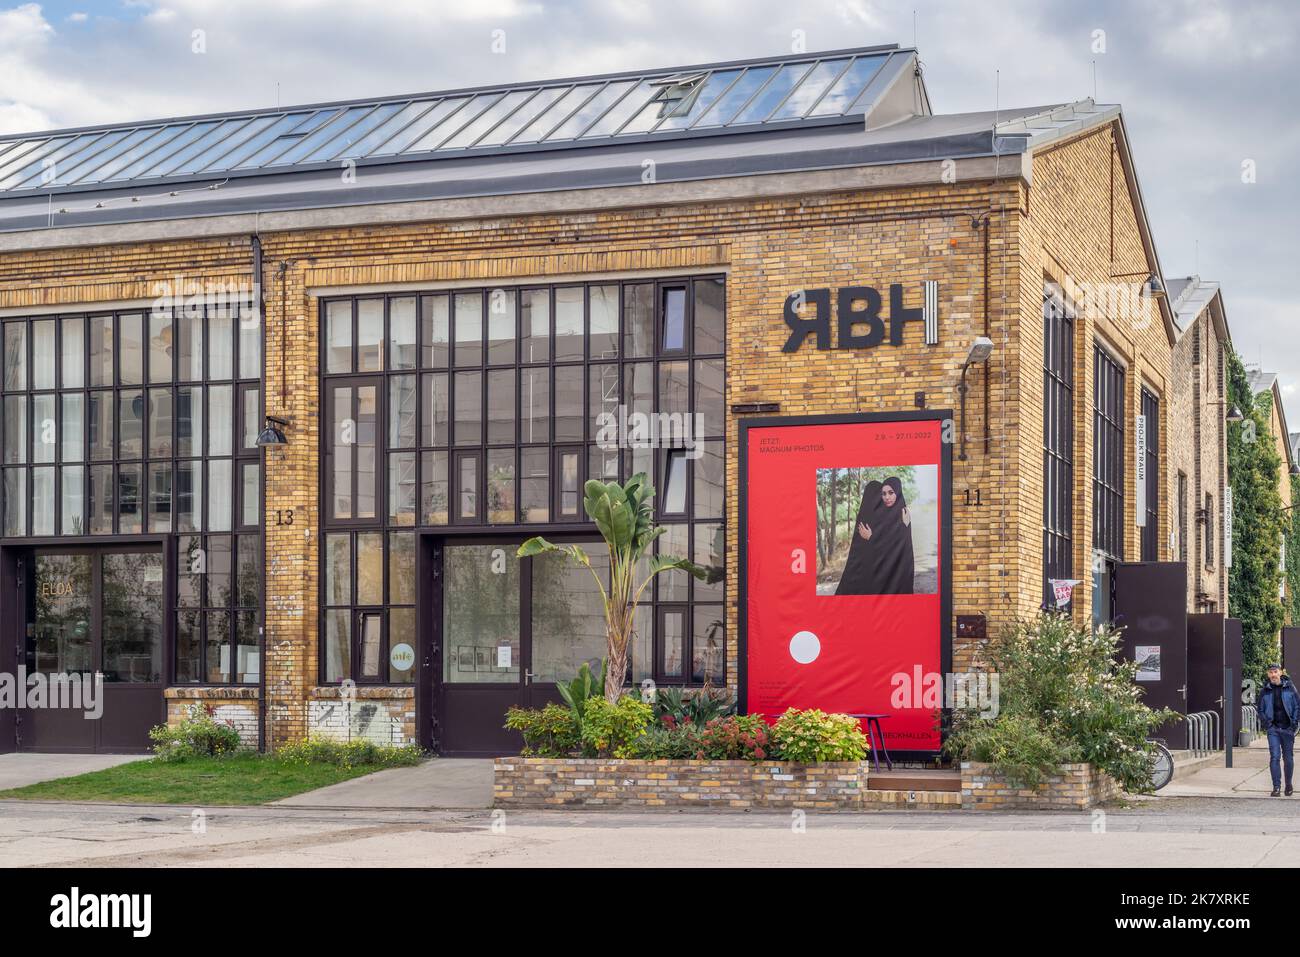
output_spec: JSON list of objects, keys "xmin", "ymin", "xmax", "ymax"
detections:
[
  {"xmin": 0, "ymin": 305, "xmax": 263, "ymax": 686},
  {"xmin": 1140, "ymin": 387, "xmax": 1159, "ymax": 561},
  {"xmin": 1042, "ymin": 287, "xmax": 1074, "ymax": 607},
  {"xmin": 1092, "ymin": 345, "xmax": 1125, "ymax": 559},
  {"xmin": 320, "ymin": 277, "xmax": 726, "ymax": 686}
]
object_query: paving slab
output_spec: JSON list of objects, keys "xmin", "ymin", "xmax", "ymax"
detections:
[
  {"xmin": 273, "ymin": 757, "xmax": 494, "ymax": 809},
  {"xmin": 1159, "ymin": 738, "xmax": 1288, "ymax": 800},
  {"xmin": 0, "ymin": 753, "xmax": 147, "ymax": 790}
]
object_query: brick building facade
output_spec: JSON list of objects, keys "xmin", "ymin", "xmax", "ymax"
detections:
[{"xmin": 0, "ymin": 45, "xmax": 1189, "ymax": 756}]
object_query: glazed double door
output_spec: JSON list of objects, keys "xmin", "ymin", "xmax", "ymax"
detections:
[
  {"xmin": 435, "ymin": 539, "xmax": 610, "ymax": 755},
  {"xmin": 18, "ymin": 548, "xmax": 165, "ymax": 753}
]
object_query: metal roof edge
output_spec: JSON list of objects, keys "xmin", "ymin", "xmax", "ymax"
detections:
[{"xmin": 0, "ymin": 150, "xmax": 1019, "ymax": 249}]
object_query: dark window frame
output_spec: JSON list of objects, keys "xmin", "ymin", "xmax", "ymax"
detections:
[
  {"xmin": 1140, "ymin": 386, "xmax": 1159, "ymax": 561},
  {"xmin": 1092, "ymin": 343, "xmax": 1125, "ymax": 561},
  {"xmin": 318, "ymin": 276, "xmax": 726, "ymax": 687},
  {"xmin": 0, "ymin": 305, "xmax": 262, "ymax": 688},
  {"xmin": 1042, "ymin": 287, "xmax": 1074, "ymax": 606}
]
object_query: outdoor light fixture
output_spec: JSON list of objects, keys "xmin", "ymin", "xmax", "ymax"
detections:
[
  {"xmin": 957, "ymin": 336, "xmax": 995, "ymax": 461},
  {"xmin": 1111, "ymin": 269, "xmax": 1167, "ymax": 300},
  {"xmin": 1226, "ymin": 405, "xmax": 1245, "ymax": 422},
  {"xmin": 256, "ymin": 415, "xmax": 289, "ymax": 448}
]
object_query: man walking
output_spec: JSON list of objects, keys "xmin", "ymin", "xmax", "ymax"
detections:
[{"xmin": 1257, "ymin": 664, "xmax": 1299, "ymax": 797}]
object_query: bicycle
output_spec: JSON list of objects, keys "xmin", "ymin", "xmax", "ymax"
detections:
[{"xmin": 1146, "ymin": 738, "xmax": 1174, "ymax": 791}]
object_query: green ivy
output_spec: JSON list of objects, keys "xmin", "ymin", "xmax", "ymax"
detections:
[
  {"xmin": 1288, "ymin": 473, "xmax": 1300, "ymax": 628},
  {"xmin": 1227, "ymin": 349, "xmax": 1285, "ymax": 682}
]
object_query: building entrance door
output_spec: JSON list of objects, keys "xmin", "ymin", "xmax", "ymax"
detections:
[
  {"xmin": 17, "ymin": 548, "xmax": 165, "ymax": 753},
  {"xmin": 434, "ymin": 538, "xmax": 609, "ymax": 756}
]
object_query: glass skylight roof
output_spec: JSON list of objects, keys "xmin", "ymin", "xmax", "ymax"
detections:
[{"xmin": 0, "ymin": 48, "xmax": 899, "ymax": 193}]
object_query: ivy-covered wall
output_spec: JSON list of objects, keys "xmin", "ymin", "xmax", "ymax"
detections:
[{"xmin": 1227, "ymin": 349, "xmax": 1285, "ymax": 681}]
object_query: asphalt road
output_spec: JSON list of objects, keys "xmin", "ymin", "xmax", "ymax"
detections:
[{"xmin": 2, "ymin": 796, "xmax": 1298, "ymax": 867}]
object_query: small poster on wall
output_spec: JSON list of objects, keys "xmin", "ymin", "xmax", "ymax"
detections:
[{"xmin": 1135, "ymin": 645, "xmax": 1162, "ymax": 682}]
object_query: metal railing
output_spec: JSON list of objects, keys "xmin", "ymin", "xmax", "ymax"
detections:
[{"xmin": 1185, "ymin": 711, "xmax": 1219, "ymax": 756}]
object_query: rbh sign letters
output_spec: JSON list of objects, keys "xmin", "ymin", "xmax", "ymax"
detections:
[{"xmin": 782, "ymin": 281, "xmax": 939, "ymax": 352}]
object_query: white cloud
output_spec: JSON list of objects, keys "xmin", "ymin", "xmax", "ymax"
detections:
[{"xmin": 0, "ymin": 0, "xmax": 1296, "ymax": 424}]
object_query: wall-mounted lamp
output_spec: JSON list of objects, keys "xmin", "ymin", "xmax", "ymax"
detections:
[
  {"xmin": 1226, "ymin": 405, "xmax": 1245, "ymax": 423},
  {"xmin": 1111, "ymin": 270, "xmax": 1166, "ymax": 300},
  {"xmin": 957, "ymin": 336, "xmax": 995, "ymax": 462},
  {"xmin": 257, "ymin": 415, "xmax": 290, "ymax": 448}
]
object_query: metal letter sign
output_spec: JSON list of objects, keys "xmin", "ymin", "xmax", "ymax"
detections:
[
  {"xmin": 1135, "ymin": 413, "xmax": 1147, "ymax": 526},
  {"xmin": 782, "ymin": 282, "xmax": 938, "ymax": 352}
]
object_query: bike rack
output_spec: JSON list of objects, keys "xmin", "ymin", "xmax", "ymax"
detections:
[
  {"xmin": 1184, "ymin": 710, "xmax": 1219, "ymax": 756},
  {"xmin": 1241, "ymin": 706, "xmax": 1261, "ymax": 737}
]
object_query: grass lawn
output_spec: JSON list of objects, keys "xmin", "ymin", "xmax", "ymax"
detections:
[{"xmin": 0, "ymin": 753, "xmax": 401, "ymax": 805}]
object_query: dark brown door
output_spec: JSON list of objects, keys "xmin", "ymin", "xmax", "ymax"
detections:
[
  {"xmin": 1226, "ymin": 617, "xmax": 1245, "ymax": 740},
  {"xmin": 1187, "ymin": 613, "xmax": 1226, "ymax": 736},
  {"xmin": 436, "ymin": 540, "xmax": 524, "ymax": 755},
  {"xmin": 19, "ymin": 548, "xmax": 164, "ymax": 753},
  {"xmin": 1114, "ymin": 561, "xmax": 1188, "ymax": 749},
  {"xmin": 434, "ymin": 536, "xmax": 609, "ymax": 756}
]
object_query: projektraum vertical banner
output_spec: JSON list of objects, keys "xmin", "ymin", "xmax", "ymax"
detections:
[
  {"xmin": 1135, "ymin": 413, "xmax": 1147, "ymax": 526},
  {"xmin": 1225, "ymin": 485, "xmax": 1233, "ymax": 568}
]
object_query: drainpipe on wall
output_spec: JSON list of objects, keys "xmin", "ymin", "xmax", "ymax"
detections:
[{"xmin": 251, "ymin": 232, "xmax": 267, "ymax": 753}]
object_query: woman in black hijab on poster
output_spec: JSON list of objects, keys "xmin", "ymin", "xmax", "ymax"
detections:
[
  {"xmin": 835, "ymin": 480, "xmax": 881, "ymax": 595},
  {"xmin": 871, "ymin": 477, "xmax": 915, "ymax": 594}
]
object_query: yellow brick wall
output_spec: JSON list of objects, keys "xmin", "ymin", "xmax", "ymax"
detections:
[
  {"xmin": 1169, "ymin": 307, "xmax": 1229, "ymax": 611},
  {"xmin": 1014, "ymin": 126, "xmax": 1175, "ymax": 624},
  {"xmin": 0, "ymin": 118, "xmax": 1176, "ymax": 745}
]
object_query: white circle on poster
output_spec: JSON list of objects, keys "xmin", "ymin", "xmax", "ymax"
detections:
[
  {"xmin": 390, "ymin": 643, "xmax": 416, "ymax": 672},
  {"xmin": 789, "ymin": 631, "xmax": 820, "ymax": 664}
]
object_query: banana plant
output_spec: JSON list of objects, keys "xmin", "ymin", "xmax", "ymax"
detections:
[
  {"xmin": 556, "ymin": 659, "xmax": 605, "ymax": 723},
  {"xmin": 518, "ymin": 473, "xmax": 708, "ymax": 703}
]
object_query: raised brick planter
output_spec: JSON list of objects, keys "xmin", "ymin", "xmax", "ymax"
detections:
[
  {"xmin": 960, "ymin": 761, "xmax": 1121, "ymax": 810},
  {"xmin": 493, "ymin": 757, "xmax": 871, "ymax": 809}
]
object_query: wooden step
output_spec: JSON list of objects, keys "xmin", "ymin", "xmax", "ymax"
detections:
[{"xmin": 866, "ymin": 771, "xmax": 962, "ymax": 792}]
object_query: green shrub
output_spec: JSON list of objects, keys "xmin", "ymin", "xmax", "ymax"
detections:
[
  {"xmin": 944, "ymin": 713, "xmax": 1075, "ymax": 789},
  {"xmin": 653, "ymin": 685, "xmax": 734, "ymax": 727},
  {"xmin": 943, "ymin": 613, "xmax": 1179, "ymax": 793},
  {"xmin": 505, "ymin": 703, "xmax": 581, "ymax": 757},
  {"xmin": 695, "ymin": 714, "xmax": 773, "ymax": 761},
  {"xmin": 632, "ymin": 723, "xmax": 700, "ymax": 759},
  {"xmin": 581, "ymin": 695, "xmax": 653, "ymax": 758},
  {"xmin": 275, "ymin": 736, "xmax": 424, "ymax": 769},
  {"xmin": 770, "ymin": 709, "xmax": 869, "ymax": 762},
  {"xmin": 149, "ymin": 703, "xmax": 243, "ymax": 762}
]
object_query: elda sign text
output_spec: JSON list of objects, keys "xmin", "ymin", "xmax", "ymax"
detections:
[{"xmin": 782, "ymin": 281, "xmax": 939, "ymax": 352}]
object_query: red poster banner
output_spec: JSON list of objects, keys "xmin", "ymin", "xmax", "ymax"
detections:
[{"xmin": 741, "ymin": 414, "xmax": 950, "ymax": 753}]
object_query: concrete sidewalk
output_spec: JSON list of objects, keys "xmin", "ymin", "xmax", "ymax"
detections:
[
  {"xmin": 1158, "ymin": 737, "xmax": 1289, "ymax": 800},
  {"xmin": 0, "ymin": 753, "xmax": 147, "ymax": 790},
  {"xmin": 274, "ymin": 757, "xmax": 494, "ymax": 809}
]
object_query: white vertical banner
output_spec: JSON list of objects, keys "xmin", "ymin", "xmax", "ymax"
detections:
[
  {"xmin": 1224, "ymin": 485, "xmax": 1233, "ymax": 568},
  {"xmin": 1134, "ymin": 413, "xmax": 1147, "ymax": 526}
]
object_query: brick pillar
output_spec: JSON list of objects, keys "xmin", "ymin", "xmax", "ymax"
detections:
[{"xmin": 261, "ymin": 256, "xmax": 317, "ymax": 749}]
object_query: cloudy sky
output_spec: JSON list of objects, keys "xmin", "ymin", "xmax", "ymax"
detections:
[{"xmin": 2, "ymin": 0, "xmax": 1296, "ymax": 425}]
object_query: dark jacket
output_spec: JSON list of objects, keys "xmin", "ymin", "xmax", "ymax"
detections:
[{"xmin": 1257, "ymin": 675, "xmax": 1300, "ymax": 732}]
